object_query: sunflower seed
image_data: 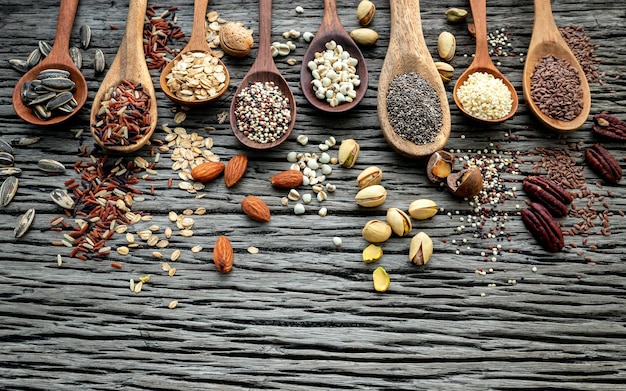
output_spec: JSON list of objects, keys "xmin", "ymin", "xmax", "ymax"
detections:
[
  {"xmin": 37, "ymin": 69, "xmax": 70, "ymax": 79},
  {"xmin": 0, "ymin": 152, "xmax": 14, "ymax": 167},
  {"xmin": 38, "ymin": 41, "xmax": 52, "ymax": 57},
  {"xmin": 94, "ymin": 49, "xmax": 105, "ymax": 74},
  {"xmin": 14, "ymin": 208, "xmax": 35, "ymax": 238},
  {"xmin": 79, "ymin": 25, "xmax": 92, "ymax": 49},
  {"xmin": 32, "ymin": 105, "xmax": 51, "ymax": 120},
  {"xmin": 1, "ymin": 176, "xmax": 18, "ymax": 207},
  {"xmin": 50, "ymin": 188, "xmax": 75, "ymax": 209},
  {"xmin": 38, "ymin": 158, "xmax": 66, "ymax": 173},
  {"xmin": 27, "ymin": 91, "xmax": 57, "ymax": 106},
  {"xmin": 44, "ymin": 91, "xmax": 74, "ymax": 111},
  {"xmin": 26, "ymin": 48, "xmax": 42, "ymax": 68},
  {"xmin": 0, "ymin": 168, "xmax": 21, "ymax": 177},
  {"xmin": 8, "ymin": 59, "xmax": 29, "ymax": 73},
  {"xmin": 0, "ymin": 139, "xmax": 12, "ymax": 154},
  {"xmin": 11, "ymin": 136, "xmax": 41, "ymax": 146},
  {"xmin": 41, "ymin": 77, "xmax": 75, "ymax": 92},
  {"xmin": 69, "ymin": 47, "xmax": 82, "ymax": 69}
]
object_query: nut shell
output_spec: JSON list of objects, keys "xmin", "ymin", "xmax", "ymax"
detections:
[
  {"xmin": 356, "ymin": 0, "xmax": 376, "ymax": 25},
  {"xmin": 447, "ymin": 168, "xmax": 483, "ymax": 198},
  {"xmin": 219, "ymin": 22, "xmax": 254, "ymax": 57}
]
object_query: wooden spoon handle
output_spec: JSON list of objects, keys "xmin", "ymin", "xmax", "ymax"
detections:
[
  {"xmin": 320, "ymin": 0, "xmax": 341, "ymax": 34},
  {"xmin": 120, "ymin": 0, "xmax": 149, "ymax": 66},
  {"xmin": 47, "ymin": 0, "xmax": 80, "ymax": 58},
  {"xmin": 388, "ymin": 0, "xmax": 425, "ymax": 55},
  {"xmin": 188, "ymin": 0, "xmax": 210, "ymax": 49},
  {"xmin": 468, "ymin": 0, "xmax": 490, "ymax": 60},
  {"xmin": 531, "ymin": 0, "xmax": 560, "ymax": 43}
]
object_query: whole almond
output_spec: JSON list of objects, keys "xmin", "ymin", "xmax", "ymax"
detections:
[
  {"xmin": 191, "ymin": 161, "xmax": 225, "ymax": 183},
  {"xmin": 224, "ymin": 154, "xmax": 248, "ymax": 187},
  {"xmin": 269, "ymin": 170, "xmax": 303, "ymax": 189},
  {"xmin": 241, "ymin": 195, "xmax": 271, "ymax": 222},
  {"xmin": 213, "ymin": 235, "xmax": 234, "ymax": 273}
]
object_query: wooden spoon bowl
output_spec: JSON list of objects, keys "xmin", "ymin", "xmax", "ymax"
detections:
[
  {"xmin": 299, "ymin": 0, "xmax": 368, "ymax": 113},
  {"xmin": 453, "ymin": 0, "xmax": 518, "ymax": 124},
  {"xmin": 522, "ymin": 0, "xmax": 591, "ymax": 132},
  {"xmin": 229, "ymin": 0, "xmax": 296, "ymax": 150},
  {"xmin": 377, "ymin": 0, "xmax": 450, "ymax": 158},
  {"xmin": 90, "ymin": 0, "xmax": 158, "ymax": 154},
  {"xmin": 159, "ymin": 0, "xmax": 230, "ymax": 108},
  {"xmin": 12, "ymin": 0, "xmax": 87, "ymax": 126}
]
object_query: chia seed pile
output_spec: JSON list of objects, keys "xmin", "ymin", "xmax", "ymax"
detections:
[{"xmin": 386, "ymin": 72, "xmax": 442, "ymax": 145}]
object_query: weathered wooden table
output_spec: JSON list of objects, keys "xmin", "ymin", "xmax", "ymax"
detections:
[{"xmin": 1, "ymin": 0, "xmax": 625, "ymax": 389}]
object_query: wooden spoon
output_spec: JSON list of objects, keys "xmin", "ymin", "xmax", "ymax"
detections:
[
  {"xmin": 90, "ymin": 0, "xmax": 158, "ymax": 154},
  {"xmin": 159, "ymin": 0, "xmax": 230, "ymax": 108},
  {"xmin": 299, "ymin": 0, "xmax": 368, "ymax": 113},
  {"xmin": 377, "ymin": 0, "xmax": 450, "ymax": 158},
  {"xmin": 12, "ymin": 0, "xmax": 87, "ymax": 126},
  {"xmin": 229, "ymin": 0, "xmax": 296, "ymax": 150},
  {"xmin": 453, "ymin": 0, "xmax": 518, "ymax": 124},
  {"xmin": 522, "ymin": 0, "xmax": 591, "ymax": 132}
]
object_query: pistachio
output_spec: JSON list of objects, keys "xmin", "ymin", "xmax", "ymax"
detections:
[
  {"xmin": 355, "ymin": 184, "xmax": 387, "ymax": 207},
  {"xmin": 362, "ymin": 219, "xmax": 392, "ymax": 243},
  {"xmin": 434, "ymin": 61, "xmax": 454, "ymax": 83},
  {"xmin": 408, "ymin": 199, "xmax": 438, "ymax": 220},
  {"xmin": 356, "ymin": 0, "xmax": 376, "ymax": 26},
  {"xmin": 338, "ymin": 138, "xmax": 360, "ymax": 168},
  {"xmin": 437, "ymin": 31, "xmax": 456, "ymax": 61},
  {"xmin": 386, "ymin": 208, "xmax": 412, "ymax": 236},
  {"xmin": 372, "ymin": 267, "xmax": 390, "ymax": 292},
  {"xmin": 409, "ymin": 232, "xmax": 433, "ymax": 266},
  {"xmin": 447, "ymin": 167, "xmax": 483, "ymax": 198},
  {"xmin": 445, "ymin": 8, "xmax": 468, "ymax": 23},
  {"xmin": 362, "ymin": 243, "xmax": 383, "ymax": 263},
  {"xmin": 426, "ymin": 150, "xmax": 455, "ymax": 183},
  {"xmin": 349, "ymin": 28, "xmax": 379, "ymax": 46},
  {"xmin": 356, "ymin": 166, "xmax": 383, "ymax": 189}
]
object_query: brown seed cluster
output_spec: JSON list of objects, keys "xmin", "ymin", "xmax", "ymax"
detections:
[
  {"xmin": 559, "ymin": 25, "xmax": 602, "ymax": 84},
  {"xmin": 530, "ymin": 55, "xmax": 583, "ymax": 121}
]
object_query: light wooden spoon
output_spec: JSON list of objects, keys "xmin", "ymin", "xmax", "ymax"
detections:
[
  {"xmin": 159, "ymin": 0, "xmax": 230, "ymax": 108},
  {"xmin": 453, "ymin": 0, "xmax": 518, "ymax": 124},
  {"xmin": 522, "ymin": 0, "xmax": 591, "ymax": 132},
  {"xmin": 12, "ymin": 0, "xmax": 87, "ymax": 126},
  {"xmin": 90, "ymin": 0, "xmax": 158, "ymax": 154},
  {"xmin": 229, "ymin": 0, "xmax": 296, "ymax": 150},
  {"xmin": 299, "ymin": 0, "xmax": 368, "ymax": 113},
  {"xmin": 377, "ymin": 0, "xmax": 450, "ymax": 158}
]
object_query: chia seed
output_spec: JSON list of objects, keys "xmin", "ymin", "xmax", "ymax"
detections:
[
  {"xmin": 386, "ymin": 72, "xmax": 443, "ymax": 145},
  {"xmin": 234, "ymin": 81, "xmax": 291, "ymax": 144}
]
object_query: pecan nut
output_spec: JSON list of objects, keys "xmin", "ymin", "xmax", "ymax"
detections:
[
  {"xmin": 522, "ymin": 175, "xmax": 573, "ymax": 217},
  {"xmin": 521, "ymin": 202, "xmax": 564, "ymax": 252},
  {"xmin": 593, "ymin": 112, "xmax": 626, "ymax": 141},
  {"xmin": 585, "ymin": 143, "xmax": 622, "ymax": 185}
]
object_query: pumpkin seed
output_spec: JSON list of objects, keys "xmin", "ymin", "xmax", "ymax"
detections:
[
  {"xmin": 69, "ymin": 46, "xmax": 82, "ymax": 69},
  {"xmin": 14, "ymin": 208, "xmax": 35, "ymax": 238},
  {"xmin": 79, "ymin": 24, "xmax": 92, "ymax": 49},
  {"xmin": 38, "ymin": 158, "xmax": 66, "ymax": 173},
  {"xmin": 50, "ymin": 188, "xmax": 75, "ymax": 209},
  {"xmin": 1, "ymin": 176, "xmax": 18, "ymax": 207}
]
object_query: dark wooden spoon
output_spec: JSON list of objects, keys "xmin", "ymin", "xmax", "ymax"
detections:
[
  {"xmin": 300, "ymin": 0, "xmax": 368, "ymax": 113},
  {"xmin": 377, "ymin": 0, "xmax": 450, "ymax": 158},
  {"xmin": 453, "ymin": 0, "xmax": 518, "ymax": 124},
  {"xmin": 522, "ymin": 0, "xmax": 591, "ymax": 132},
  {"xmin": 159, "ymin": 0, "xmax": 230, "ymax": 108},
  {"xmin": 12, "ymin": 0, "xmax": 88, "ymax": 126},
  {"xmin": 90, "ymin": 0, "xmax": 158, "ymax": 154},
  {"xmin": 229, "ymin": 0, "xmax": 296, "ymax": 149}
]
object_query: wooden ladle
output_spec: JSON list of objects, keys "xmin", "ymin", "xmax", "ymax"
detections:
[
  {"xmin": 299, "ymin": 0, "xmax": 368, "ymax": 113},
  {"xmin": 453, "ymin": 0, "xmax": 518, "ymax": 124},
  {"xmin": 159, "ymin": 0, "xmax": 230, "ymax": 108},
  {"xmin": 90, "ymin": 0, "xmax": 158, "ymax": 154},
  {"xmin": 12, "ymin": 0, "xmax": 88, "ymax": 126},
  {"xmin": 522, "ymin": 0, "xmax": 591, "ymax": 132},
  {"xmin": 229, "ymin": 0, "xmax": 296, "ymax": 149},
  {"xmin": 377, "ymin": 0, "xmax": 450, "ymax": 158}
]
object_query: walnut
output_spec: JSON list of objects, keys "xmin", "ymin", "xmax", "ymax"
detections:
[{"xmin": 219, "ymin": 22, "xmax": 254, "ymax": 57}]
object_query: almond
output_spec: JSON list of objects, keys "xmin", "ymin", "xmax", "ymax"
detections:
[
  {"xmin": 224, "ymin": 154, "xmax": 248, "ymax": 187},
  {"xmin": 241, "ymin": 195, "xmax": 271, "ymax": 222},
  {"xmin": 269, "ymin": 170, "xmax": 303, "ymax": 189},
  {"xmin": 213, "ymin": 235, "xmax": 234, "ymax": 273},
  {"xmin": 190, "ymin": 161, "xmax": 225, "ymax": 183}
]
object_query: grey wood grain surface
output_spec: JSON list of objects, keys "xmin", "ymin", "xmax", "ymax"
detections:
[{"xmin": 1, "ymin": 0, "xmax": 625, "ymax": 389}]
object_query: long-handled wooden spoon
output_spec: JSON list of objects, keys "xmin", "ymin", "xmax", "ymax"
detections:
[
  {"xmin": 453, "ymin": 0, "xmax": 518, "ymax": 124},
  {"xmin": 522, "ymin": 0, "xmax": 591, "ymax": 132},
  {"xmin": 12, "ymin": 0, "xmax": 87, "ymax": 126},
  {"xmin": 159, "ymin": 0, "xmax": 230, "ymax": 108},
  {"xmin": 229, "ymin": 0, "xmax": 296, "ymax": 149},
  {"xmin": 377, "ymin": 0, "xmax": 450, "ymax": 158},
  {"xmin": 300, "ymin": 0, "xmax": 368, "ymax": 113},
  {"xmin": 90, "ymin": 0, "xmax": 158, "ymax": 154}
]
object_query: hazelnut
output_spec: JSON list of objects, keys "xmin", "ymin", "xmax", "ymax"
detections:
[
  {"xmin": 446, "ymin": 167, "xmax": 483, "ymax": 198},
  {"xmin": 426, "ymin": 150, "xmax": 456, "ymax": 183},
  {"xmin": 219, "ymin": 22, "xmax": 254, "ymax": 57}
]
